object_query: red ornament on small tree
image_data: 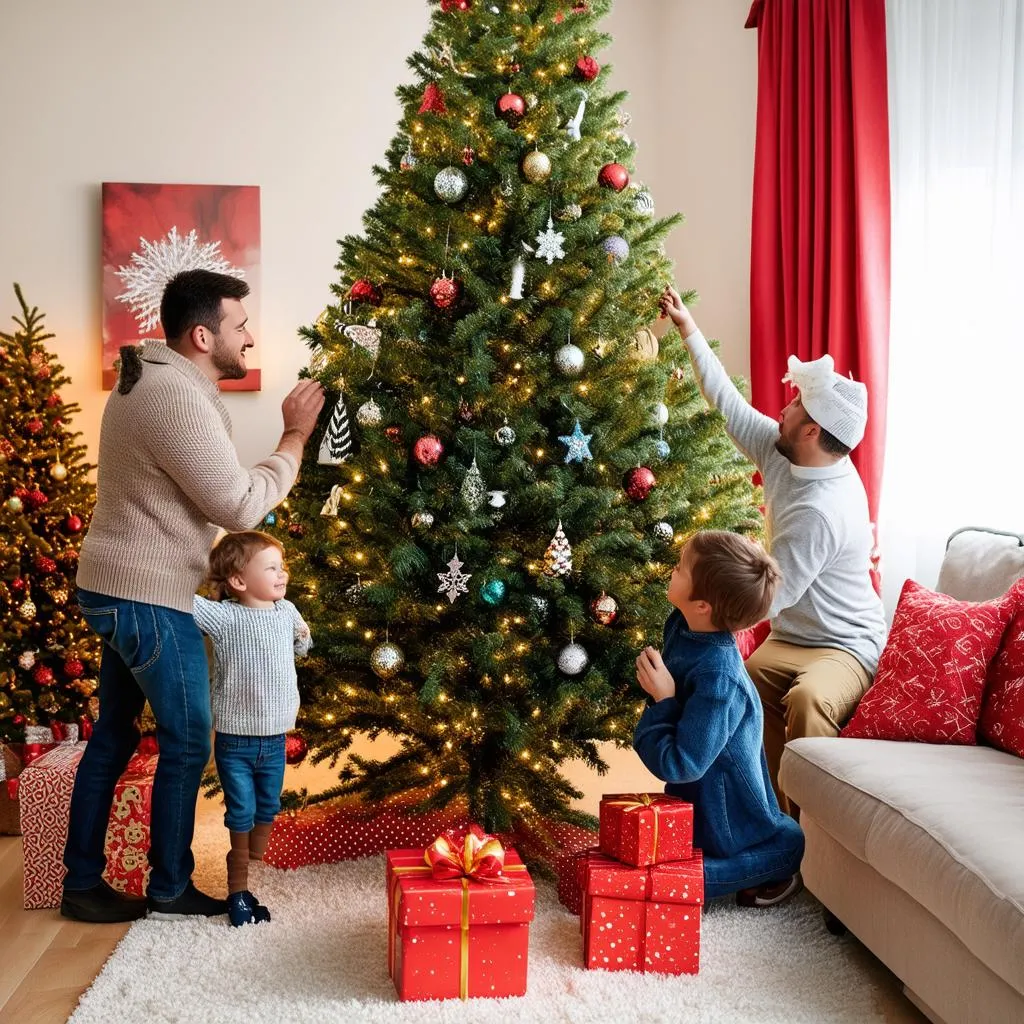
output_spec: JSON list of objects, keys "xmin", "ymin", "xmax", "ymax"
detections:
[
  {"xmin": 494, "ymin": 92, "xmax": 527, "ymax": 127},
  {"xmin": 623, "ymin": 466, "xmax": 657, "ymax": 501},
  {"xmin": 429, "ymin": 274, "xmax": 462, "ymax": 310},
  {"xmin": 64, "ymin": 657, "xmax": 85, "ymax": 679},
  {"xmin": 575, "ymin": 56, "xmax": 600, "ymax": 81},
  {"xmin": 413, "ymin": 434, "xmax": 445, "ymax": 468},
  {"xmin": 598, "ymin": 162, "xmax": 630, "ymax": 192},
  {"xmin": 64, "ymin": 513, "xmax": 83, "ymax": 533},
  {"xmin": 349, "ymin": 279, "xmax": 383, "ymax": 305},
  {"xmin": 33, "ymin": 665, "xmax": 56, "ymax": 687},
  {"xmin": 441, "ymin": 0, "xmax": 471, "ymax": 10},
  {"xmin": 34, "ymin": 556, "xmax": 57, "ymax": 574},
  {"xmin": 285, "ymin": 732, "xmax": 308, "ymax": 766},
  {"xmin": 419, "ymin": 82, "xmax": 448, "ymax": 114},
  {"xmin": 25, "ymin": 418, "xmax": 44, "ymax": 435}
]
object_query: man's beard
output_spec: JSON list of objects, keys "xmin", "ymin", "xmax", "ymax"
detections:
[
  {"xmin": 774, "ymin": 436, "xmax": 795, "ymax": 462},
  {"xmin": 211, "ymin": 336, "xmax": 247, "ymax": 380}
]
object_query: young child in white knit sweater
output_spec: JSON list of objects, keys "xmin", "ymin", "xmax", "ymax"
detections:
[{"xmin": 193, "ymin": 530, "xmax": 312, "ymax": 927}]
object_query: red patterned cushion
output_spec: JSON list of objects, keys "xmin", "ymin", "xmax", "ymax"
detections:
[
  {"xmin": 841, "ymin": 579, "xmax": 1015, "ymax": 745},
  {"xmin": 979, "ymin": 607, "xmax": 1024, "ymax": 758}
]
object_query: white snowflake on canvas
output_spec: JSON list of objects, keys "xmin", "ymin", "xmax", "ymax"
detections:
[
  {"xmin": 437, "ymin": 552, "xmax": 472, "ymax": 604},
  {"xmin": 115, "ymin": 226, "xmax": 245, "ymax": 333},
  {"xmin": 534, "ymin": 217, "xmax": 566, "ymax": 265}
]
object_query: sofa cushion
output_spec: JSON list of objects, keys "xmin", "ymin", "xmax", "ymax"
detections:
[
  {"xmin": 841, "ymin": 579, "xmax": 1015, "ymax": 744},
  {"xmin": 936, "ymin": 528, "xmax": 1024, "ymax": 603},
  {"xmin": 980, "ymin": 608, "xmax": 1024, "ymax": 759},
  {"xmin": 780, "ymin": 737, "xmax": 1024, "ymax": 997}
]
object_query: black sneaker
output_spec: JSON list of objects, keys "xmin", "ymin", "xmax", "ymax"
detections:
[
  {"xmin": 61, "ymin": 881, "xmax": 149, "ymax": 923},
  {"xmin": 147, "ymin": 882, "xmax": 228, "ymax": 920},
  {"xmin": 240, "ymin": 890, "xmax": 271, "ymax": 924}
]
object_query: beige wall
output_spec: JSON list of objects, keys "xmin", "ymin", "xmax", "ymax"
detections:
[{"xmin": 0, "ymin": 0, "xmax": 756, "ymax": 815}]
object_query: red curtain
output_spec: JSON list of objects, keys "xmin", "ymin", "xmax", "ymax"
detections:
[{"xmin": 745, "ymin": 0, "xmax": 890, "ymax": 541}]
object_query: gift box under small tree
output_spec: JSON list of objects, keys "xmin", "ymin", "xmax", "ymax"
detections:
[
  {"xmin": 0, "ymin": 724, "xmax": 81, "ymax": 836},
  {"xmin": 599, "ymin": 792, "xmax": 694, "ymax": 868},
  {"xmin": 582, "ymin": 849, "xmax": 703, "ymax": 975},
  {"xmin": 20, "ymin": 743, "xmax": 156, "ymax": 908},
  {"xmin": 386, "ymin": 831, "xmax": 536, "ymax": 1002}
]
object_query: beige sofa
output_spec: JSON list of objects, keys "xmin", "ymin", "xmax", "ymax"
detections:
[{"xmin": 779, "ymin": 528, "xmax": 1024, "ymax": 1024}]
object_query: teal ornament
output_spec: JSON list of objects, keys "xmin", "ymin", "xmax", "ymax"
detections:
[
  {"xmin": 264, "ymin": 512, "xmax": 277, "ymax": 526},
  {"xmin": 558, "ymin": 420, "xmax": 593, "ymax": 464},
  {"xmin": 655, "ymin": 439, "xmax": 671, "ymax": 459},
  {"xmin": 480, "ymin": 579, "xmax": 507, "ymax": 606}
]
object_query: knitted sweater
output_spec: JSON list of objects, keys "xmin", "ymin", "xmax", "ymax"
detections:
[
  {"xmin": 193, "ymin": 596, "xmax": 311, "ymax": 736},
  {"xmin": 77, "ymin": 343, "xmax": 298, "ymax": 612},
  {"xmin": 682, "ymin": 330, "xmax": 887, "ymax": 674}
]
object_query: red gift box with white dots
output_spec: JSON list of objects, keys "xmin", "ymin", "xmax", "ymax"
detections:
[
  {"xmin": 598, "ymin": 792, "xmax": 694, "ymax": 868},
  {"xmin": 385, "ymin": 847, "xmax": 536, "ymax": 1002},
  {"xmin": 582, "ymin": 849, "xmax": 703, "ymax": 975}
]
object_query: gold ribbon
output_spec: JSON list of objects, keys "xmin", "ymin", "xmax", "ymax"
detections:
[
  {"xmin": 604, "ymin": 793, "xmax": 676, "ymax": 861},
  {"xmin": 388, "ymin": 857, "xmax": 527, "ymax": 999}
]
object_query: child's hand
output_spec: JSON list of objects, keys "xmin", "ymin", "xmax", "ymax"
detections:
[
  {"xmin": 658, "ymin": 286, "xmax": 695, "ymax": 334},
  {"xmin": 636, "ymin": 646, "xmax": 676, "ymax": 702}
]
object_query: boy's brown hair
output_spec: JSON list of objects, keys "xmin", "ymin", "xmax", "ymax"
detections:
[
  {"xmin": 207, "ymin": 530, "xmax": 284, "ymax": 600},
  {"xmin": 686, "ymin": 530, "xmax": 781, "ymax": 632}
]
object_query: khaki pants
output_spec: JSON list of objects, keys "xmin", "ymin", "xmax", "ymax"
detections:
[{"xmin": 744, "ymin": 637, "xmax": 872, "ymax": 816}]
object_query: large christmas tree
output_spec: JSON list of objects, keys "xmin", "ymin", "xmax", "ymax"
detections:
[
  {"xmin": 0, "ymin": 285, "xmax": 100, "ymax": 741},
  {"xmin": 281, "ymin": 0, "xmax": 761, "ymax": 832}
]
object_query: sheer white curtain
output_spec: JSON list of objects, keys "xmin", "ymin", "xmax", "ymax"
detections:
[{"xmin": 881, "ymin": 0, "xmax": 1024, "ymax": 611}]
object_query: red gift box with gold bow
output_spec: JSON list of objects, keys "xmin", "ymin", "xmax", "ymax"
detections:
[
  {"xmin": 582, "ymin": 848, "xmax": 703, "ymax": 975},
  {"xmin": 385, "ymin": 828, "xmax": 536, "ymax": 1002},
  {"xmin": 598, "ymin": 791, "xmax": 694, "ymax": 867}
]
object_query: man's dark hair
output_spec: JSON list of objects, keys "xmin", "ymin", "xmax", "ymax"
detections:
[
  {"xmin": 160, "ymin": 269, "xmax": 250, "ymax": 345},
  {"xmin": 817, "ymin": 427, "xmax": 851, "ymax": 458}
]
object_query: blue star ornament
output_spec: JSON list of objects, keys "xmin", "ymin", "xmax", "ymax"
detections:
[{"xmin": 559, "ymin": 420, "xmax": 594, "ymax": 464}]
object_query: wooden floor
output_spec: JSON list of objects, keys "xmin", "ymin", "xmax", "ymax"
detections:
[{"xmin": 0, "ymin": 833, "xmax": 128, "ymax": 1024}]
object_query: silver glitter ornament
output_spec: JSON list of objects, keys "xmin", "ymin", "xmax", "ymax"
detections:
[
  {"xmin": 495, "ymin": 419, "xmax": 516, "ymax": 446},
  {"xmin": 557, "ymin": 203, "xmax": 583, "ymax": 222},
  {"xmin": 534, "ymin": 217, "xmax": 566, "ymax": 264},
  {"xmin": 346, "ymin": 581, "xmax": 367, "ymax": 606},
  {"xmin": 370, "ymin": 641, "xmax": 405, "ymax": 679},
  {"xmin": 557, "ymin": 642, "xmax": 590, "ymax": 676},
  {"xmin": 437, "ymin": 552, "xmax": 472, "ymax": 604},
  {"xmin": 356, "ymin": 399, "xmax": 382, "ymax": 427},
  {"xmin": 543, "ymin": 521, "xmax": 573, "ymax": 577},
  {"xmin": 434, "ymin": 165, "xmax": 469, "ymax": 203},
  {"xmin": 461, "ymin": 457, "xmax": 486, "ymax": 512},
  {"xmin": 633, "ymin": 189, "xmax": 655, "ymax": 216},
  {"xmin": 554, "ymin": 343, "xmax": 585, "ymax": 376},
  {"xmin": 653, "ymin": 522, "xmax": 674, "ymax": 544},
  {"xmin": 602, "ymin": 235, "xmax": 630, "ymax": 264},
  {"xmin": 529, "ymin": 595, "xmax": 549, "ymax": 618},
  {"xmin": 653, "ymin": 402, "xmax": 669, "ymax": 426},
  {"xmin": 655, "ymin": 439, "xmax": 671, "ymax": 460},
  {"xmin": 412, "ymin": 511, "xmax": 435, "ymax": 530}
]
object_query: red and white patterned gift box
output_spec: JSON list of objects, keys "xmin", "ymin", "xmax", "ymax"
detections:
[
  {"xmin": 582, "ymin": 848, "xmax": 703, "ymax": 975},
  {"xmin": 598, "ymin": 792, "xmax": 694, "ymax": 868}
]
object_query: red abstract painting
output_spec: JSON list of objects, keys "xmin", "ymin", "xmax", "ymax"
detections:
[{"xmin": 101, "ymin": 183, "xmax": 261, "ymax": 391}]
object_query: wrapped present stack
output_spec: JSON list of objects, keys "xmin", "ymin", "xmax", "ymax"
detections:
[
  {"xmin": 385, "ymin": 828, "xmax": 536, "ymax": 1002},
  {"xmin": 0, "ymin": 723, "xmax": 81, "ymax": 836},
  {"xmin": 576, "ymin": 792, "xmax": 704, "ymax": 976},
  {"xmin": 19, "ymin": 743, "xmax": 157, "ymax": 908}
]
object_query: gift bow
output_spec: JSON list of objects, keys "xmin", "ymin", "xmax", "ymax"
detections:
[
  {"xmin": 605, "ymin": 793, "xmax": 678, "ymax": 862},
  {"xmin": 425, "ymin": 826, "xmax": 506, "ymax": 881}
]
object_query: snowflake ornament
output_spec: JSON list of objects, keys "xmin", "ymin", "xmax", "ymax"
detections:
[
  {"xmin": 115, "ymin": 226, "xmax": 245, "ymax": 334},
  {"xmin": 437, "ymin": 552, "xmax": 472, "ymax": 604},
  {"xmin": 558, "ymin": 420, "xmax": 593, "ymax": 464},
  {"xmin": 534, "ymin": 216, "xmax": 566, "ymax": 265}
]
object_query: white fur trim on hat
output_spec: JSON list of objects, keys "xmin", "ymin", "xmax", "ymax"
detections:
[{"xmin": 782, "ymin": 354, "xmax": 868, "ymax": 450}]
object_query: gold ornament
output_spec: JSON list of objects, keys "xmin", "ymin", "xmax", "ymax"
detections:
[
  {"xmin": 51, "ymin": 586, "xmax": 69, "ymax": 605},
  {"xmin": 521, "ymin": 149, "xmax": 552, "ymax": 184},
  {"xmin": 19, "ymin": 599, "xmax": 37, "ymax": 620},
  {"xmin": 630, "ymin": 327, "xmax": 659, "ymax": 362},
  {"xmin": 50, "ymin": 461, "xmax": 68, "ymax": 482},
  {"xmin": 370, "ymin": 641, "xmax": 405, "ymax": 679}
]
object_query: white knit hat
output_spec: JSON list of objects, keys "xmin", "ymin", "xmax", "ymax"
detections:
[{"xmin": 782, "ymin": 354, "xmax": 868, "ymax": 450}]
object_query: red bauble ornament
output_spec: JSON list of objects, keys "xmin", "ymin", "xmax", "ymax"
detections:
[
  {"xmin": 441, "ymin": 0, "xmax": 471, "ymax": 10},
  {"xmin": 11, "ymin": 577, "xmax": 26, "ymax": 594},
  {"xmin": 349, "ymin": 279, "xmax": 382, "ymax": 305},
  {"xmin": 589, "ymin": 592, "xmax": 620, "ymax": 626},
  {"xmin": 419, "ymin": 82, "xmax": 448, "ymax": 114},
  {"xmin": 0, "ymin": 437, "xmax": 14, "ymax": 460},
  {"xmin": 25, "ymin": 418, "xmax": 44, "ymax": 435},
  {"xmin": 494, "ymin": 92, "xmax": 527, "ymax": 127},
  {"xmin": 429, "ymin": 274, "xmax": 462, "ymax": 310},
  {"xmin": 33, "ymin": 665, "xmax": 56, "ymax": 687},
  {"xmin": 384, "ymin": 424, "xmax": 402, "ymax": 443},
  {"xmin": 599, "ymin": 162, "xmax": 630, "ymax": 192},
  {"xmin": 64, "ymin": 657, "xmax": 85, "ymax": 679},
  {"xmin": 623, "ymin": 466, "xmax": 657, "ymax": 501},
  {"xmin": 575, "ymin": 55, "xmax": 600, "ymax": 81},
  {"xmin": 462, "ymin": 145, "xmax": 476, "ymax": 166},
  {"xmin": 13, "ymin": 714, "xmax": 25, "ymax": 727},
  {"xmin": 46, "ymin": 393, "xmax": 62, "ymax": 407},
  {"xmin": 64, "ymin": 514, "xmax": 83, "ymax": 533},
  {"xmin": 413, "ymin": 434, "xmax": 445, "ymax": 468},
  {"xmin": 34, "ymin": 556, "xmax": 57, "ymax": 574},
  {"xmin": 285, "ymin": 732, "xmax": 308, "ymax": 766},
  {"xmin": 287, "ymin": 523, "xmax": 305, "ymax": 539},
  {"xmin": 27, "ymin": 489, "xmax": 48, "ymax": 510}
]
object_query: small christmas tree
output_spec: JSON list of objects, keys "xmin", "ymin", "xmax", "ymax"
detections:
[
  {"xmin": 0, "ymin": 285, "xmax": 100, "ymax": 740},
  {"xmin": 278, "ymin": 0, "xmax": 762, "ymax": 834}
]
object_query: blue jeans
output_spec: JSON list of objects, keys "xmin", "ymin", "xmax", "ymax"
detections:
[
  {"xmin": 702, "ymin": 815, "xmax": 805, "ymax": 899},
  {"xmin": 214, "ymin": 733, "xmax": 285, "ymax": 832},
  {"xmin": 63, "ymin": 589, "xmax": 211, "ymax": 901}
]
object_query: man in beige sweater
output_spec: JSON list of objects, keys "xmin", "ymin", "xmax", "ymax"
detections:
[{"xmin": 61, "ymin": 270, "xmax": 324, "ymax": 922}]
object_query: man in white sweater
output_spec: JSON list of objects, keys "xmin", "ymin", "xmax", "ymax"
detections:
[
  {"xmin": 62, "ymin": 270, "xmax": 324, "ymax": 922},
  {"xmin": 660, "ymin": 287, "xmax": 886, "ymax": 813}
]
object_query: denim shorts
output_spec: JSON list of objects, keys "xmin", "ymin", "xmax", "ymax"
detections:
[{"xmin": 214, "ymin": 733, "xmax": 286, "ymax": 833}]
